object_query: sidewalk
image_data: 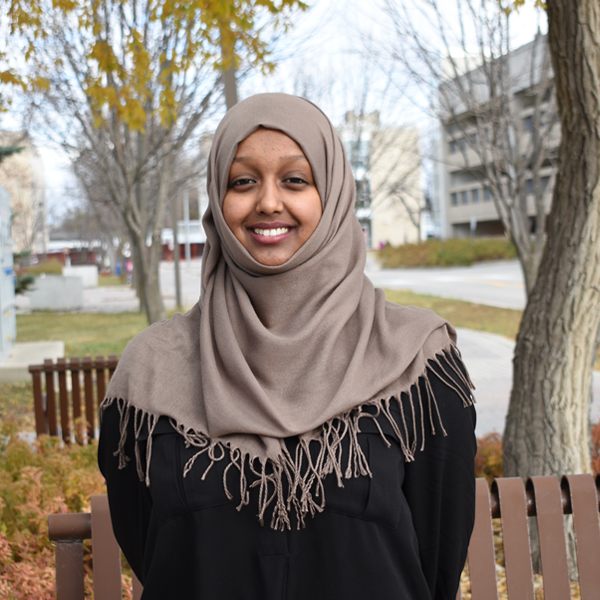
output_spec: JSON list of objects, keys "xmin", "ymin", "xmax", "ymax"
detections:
[{"xmin": 457, "ymin": 327, "xmax": 600, "ymax": 436}]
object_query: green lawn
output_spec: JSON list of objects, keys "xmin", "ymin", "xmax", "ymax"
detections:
[
  {"xmin": 98, "ymin": 275, "xmax": 127, "ymax": 287},
  {"xmin": 15, "ymin": 312, "xmax": 148, "ymax": 357},
  {"xmin": 383, "ymin": 289, "xmax": 522, "ymax": 339}
]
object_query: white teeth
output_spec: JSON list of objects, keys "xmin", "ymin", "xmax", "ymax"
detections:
[{"xmin": 253, "ymin": 227, "xmax": 289, "ymax": 237}]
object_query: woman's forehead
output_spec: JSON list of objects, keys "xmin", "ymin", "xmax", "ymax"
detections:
[{"xmin": 233, "ymin": 128, "xmax": 308, "ymax": 160}]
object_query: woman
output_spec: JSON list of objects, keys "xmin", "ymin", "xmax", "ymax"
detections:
[{"xmin": 99, "ymin": 93, "xmax": 476, "ymax": 600}]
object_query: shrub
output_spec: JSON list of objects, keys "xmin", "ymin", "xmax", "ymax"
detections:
[
  {"xmin": 476, "ymin": 424, "xmax": 600, "ymax": 483},
  {"xmin": 475, "ymin": 432, "xmax": 503, "ymax": 483},
  {"xmin": 377, "ymin": 237, "xmax": 517, "ymax": 268},
  {"xmin": 0, "ymin": 421, "xmax": 106, "ymax": 597}
]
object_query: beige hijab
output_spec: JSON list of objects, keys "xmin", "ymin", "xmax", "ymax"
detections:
[{"xmin": 103, "ymin": 93, "xmax": 473, "ymax": 529}]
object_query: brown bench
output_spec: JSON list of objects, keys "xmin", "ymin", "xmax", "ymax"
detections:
[
  {"xmin": 49, "ymin": 475, "xmax": 600, "ymax": 599},
  {"xmin": 49, "ymin": 495, "xmax": 143, "ymax": 600},
  {"xmin": 30, "ymin": 355, "xmax": 118, "ymax": 443}
]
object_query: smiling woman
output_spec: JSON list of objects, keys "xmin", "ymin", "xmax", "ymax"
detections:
[
  {"xmin": 98, "ymin": 93, "xmax": 476, "ymax": 600},
  {"xmin": 222, "ymin": 128, "xmax": 322, "ymax": 266}
]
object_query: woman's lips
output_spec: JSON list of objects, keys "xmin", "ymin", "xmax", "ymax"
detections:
[{"xmin": 247, "ymin": 225, "xmax": 294, "ymax": 245}]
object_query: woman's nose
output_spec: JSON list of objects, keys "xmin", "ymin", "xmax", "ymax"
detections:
[{"xmin": 255, "ymin": 180, "xmax": 283, "ymax": 214}]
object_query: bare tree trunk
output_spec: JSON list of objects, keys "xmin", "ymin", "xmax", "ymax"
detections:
[
  {"xmin": 130, "ymin": 228, "xmax": 166, "ymax": 324},
  {"xmin": 171, "ymin": 194, "xmax": 182, "ymax": 310},
  {"xmin": 503, "ymin": 0, "xmax": 600, "ymax": 479}
]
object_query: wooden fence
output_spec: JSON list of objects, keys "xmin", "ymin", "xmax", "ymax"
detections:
[{"xmin": 29, "ymin": 356, "xmax": 118, "ymax": 443}]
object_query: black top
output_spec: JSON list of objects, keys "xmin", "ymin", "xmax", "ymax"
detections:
[{"xmin": 98, "ymin": 356, "xmax": 477, "ymax": 600}]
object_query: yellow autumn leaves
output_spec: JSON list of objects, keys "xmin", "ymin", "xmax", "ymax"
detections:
[{"xmin": 0, "ymin": 0, "xmax": 307, "ymax": 129}]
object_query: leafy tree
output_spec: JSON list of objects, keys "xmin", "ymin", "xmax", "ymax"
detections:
[
  {"xmin": 502, "ymin": 0, "xmax": 600, "ymax": 483},
  {"xmin": 1, "ymin": 0, "xmax": 307, "ymax": 323}
]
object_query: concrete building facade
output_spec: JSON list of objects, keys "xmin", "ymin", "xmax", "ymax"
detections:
[
  {"xmin": 435, "ymin": 35, "xmax": 559, "ymax": 239},
  {"xmin": 338, "ymin": 112, "xmax": 422, "ymax": 249}
]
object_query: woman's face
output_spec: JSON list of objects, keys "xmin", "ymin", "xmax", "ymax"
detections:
[{"xmin": 222, "ymin": 128, "xmax": 322, "ymax": 267}]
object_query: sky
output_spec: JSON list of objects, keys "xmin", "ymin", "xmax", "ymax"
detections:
[{"xmin": 23, "ymin": 0, "xmax": 548, "ymax": 224}]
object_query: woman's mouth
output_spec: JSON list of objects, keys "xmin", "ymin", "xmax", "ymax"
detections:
[
  {"xmin": 248, "ymin": 225, "xmax": 293, "ymax": 244},
  {"xmin": 252, "ymin": 227, "xmax": 290, "ymax": 237}
]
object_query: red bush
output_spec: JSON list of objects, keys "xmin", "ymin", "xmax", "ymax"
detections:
[{"xmin": 475, "ymin": 432, "xmax": 503, "ymax": 483}]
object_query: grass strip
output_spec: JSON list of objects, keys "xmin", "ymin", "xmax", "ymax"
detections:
[
  {"xmin": 98, "ymin": 275, "xmax": 127, "ymax": 287},
  {"xmin": 384, "ymin": 289, "xmax": 522, "ymax": 339},
  {"xmin": 16, "ymin": 312, "xmax": 148, "ymax": 358}
]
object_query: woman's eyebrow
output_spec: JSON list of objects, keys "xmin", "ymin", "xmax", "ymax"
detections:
[{"xmin": 232, "ymin": 154, "xmax": 307, "ymax": 163}]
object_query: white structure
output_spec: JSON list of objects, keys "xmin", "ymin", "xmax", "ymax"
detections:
[
  {"xmin": 162, "ymin": 221, "xmax": 206, "ymax": 249},
  {"xmin": 63, "ymin": 265, "xmax": 99, "ymax": 288},
  {"xmin": 435, "ymin": 35, "xmax": 559, "ymax": 239},
  {"xmin": 30, "ymin": 275, "xmax": 83, "ymax": 310},
  {"xmin": 0, "ymin": 185, "xmax": 16, "ymax": 363},
  {"xmin": 338, "ymin": 112, "xmax": 422, "ymax": 249}
]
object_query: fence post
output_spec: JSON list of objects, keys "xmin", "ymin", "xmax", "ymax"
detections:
[
  {"xmin": 44, "ymin": 359, "xmax": 58, "ymax": 437},
  {"xmin": 95, "ymin": 356, "xmax": 107, "ymax": 413},
  {"xmin": 70, "ymin": 358, "xmax": 83, "ymax": 443},
  {"xmin": 57, "ymin": 358, "xmax": 71, "ymax": 443},
  {"xmin": 82, "ymin": 356, "xmax": 95, "ymax": 439},
  {"xmin": 29, "ymin": 365, "xmax": 47, "ymax": 437}
]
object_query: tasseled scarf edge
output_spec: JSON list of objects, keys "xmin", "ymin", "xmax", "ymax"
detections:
[{"xmin": 100, "ymin": 345, "xmax": 474, "ymax": 531}]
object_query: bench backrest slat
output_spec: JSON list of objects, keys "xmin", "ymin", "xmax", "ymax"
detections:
[
  {"xmin": 468, "ymin": 478, "xmax": 499, "ymax": 599},
  {"xmin": 494, "ymin": 477, "xmax": 535, "ymax": 600},
  {"xmin": 528, "ymin": 476, "xmax": 571, "ymax": 599},
  {"xmin": 563, "ymin": 474, "xmax": 600, "ymax": 599},
  {"xmin": 91, "ymin": 495, "xmax": 123, "ymax": 599}
]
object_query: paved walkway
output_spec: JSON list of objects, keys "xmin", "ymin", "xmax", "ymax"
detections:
[
  {"xmin": 14, "ymin": 259, "xmax": 599, "ymax": 437},
  {"xmin": 365, "ymin": 256, "xmax": 526, "ymax": 310},
  {"xmin": 457, "ymin": 328, "xmax": 600, "ymax": 436}
]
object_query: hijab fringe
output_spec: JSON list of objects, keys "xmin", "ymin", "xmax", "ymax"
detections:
[{"xmin": 100, "ymin": 345, "xmax": 474, "ymax": 531}]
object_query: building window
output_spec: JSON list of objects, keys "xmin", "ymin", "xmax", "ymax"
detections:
[
  {"xmin": 526, "ymin": 178, "xmax": 534, "ymax": 195},
  {"xmin": 541, "ymin": 176, "xmax": 551, "ymax": 193},
  {"xmin": 461, "ymin": 190, "xmax": 468, "ymax": 204},
  {"xmin": 524, "ymin": 115, "xmax": 533, "ymax": 132},
  {"xmin": 459, "ymin": 138, "xmax": 467, "ymax": 151},
  {"xmin": 468, "ymin": 132, "xmax": 478, "ymax": 145},
  {"xmin": 472, "ymin": 188, "xmax": 480, "ymax": 203},
  {"xmin": 451, "ymin": 192, "xmax": 458, "ymax": 206},
  {"xmin": 484, "ymin": 187, "xmax": 492, "ymax": 202},
  {"xmin": 449, "ymin": 140, "xmax": 457, "ymax": 154},
  {"xmin": 355, "ymin": 179, "xmax": 371, "ymax": 208}
]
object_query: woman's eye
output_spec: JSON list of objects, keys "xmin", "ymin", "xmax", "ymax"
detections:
[
  {"xmin": 285, "ymin": 177, "xmax": 308, "ymax": 185},
  {"xmin": 230, "ymin": 178, "xmax": 254, "ymax": 188}
]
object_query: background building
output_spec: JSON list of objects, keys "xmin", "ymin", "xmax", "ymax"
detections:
[
  {"xmin": 338, "ymin": 111, "xmax": 422, "ymax": 249},
  {"xmin": 0, "ymin": 185, "xmax": 16, "ymax": 362},
  {"xmin": 0, "ymin": 132, "xmax": 47, "ymax": 255},
  {"xmin": 435, "ymin": 35, "xmax": 559, "ymax": 239}
]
